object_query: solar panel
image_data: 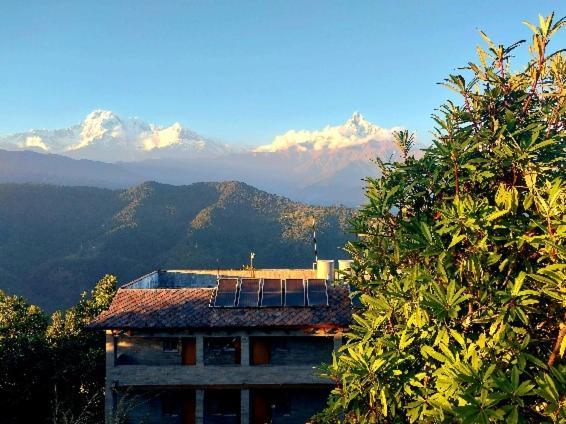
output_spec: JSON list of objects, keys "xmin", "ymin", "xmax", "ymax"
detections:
[
  {"xmin": 284, "ymin": 279, "xmax": 305, "ymax": 306},
  {"xmin": 218, "ymin": 278, "xmax": 238, "ymax": 293},
  {"xmin": 261, "ymin": 279, "xmax": 282, "ymax": 307},
  {"xmin": 238, "ymin": 278, "xmax": 260, "ymax": 307},
  {"xmin": 307, "ymin": 279, "xmax": 328, "ymax": 306},
  {"xmin": 214, "ymin": 278, "xmax": 238, "ymax": 307}
]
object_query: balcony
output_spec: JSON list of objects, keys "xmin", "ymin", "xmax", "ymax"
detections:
[{"xmin": 108, "ymin": 364, "xmax": 331, "ymax": 386}]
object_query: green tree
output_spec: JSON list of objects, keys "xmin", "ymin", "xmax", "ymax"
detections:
[
  {"xmin": 319, "ymin": 14, "xmax": 565, "ymax": 423},
  {"xmin": 0, "ymin": 275, "xmax": 117, "ymax": 423},
  {"xmin": 393, "ymin": 130, "xmax": 416, "ymax": 161},
  {"xmin": 0, "ymin": 291, "xmax": 50, "ymax": 423},
  {"xmin": 48, "ymin": 274, "xmax": 118, "ymax": 423}
]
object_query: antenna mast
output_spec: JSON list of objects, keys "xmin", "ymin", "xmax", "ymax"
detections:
[{"xmin": 312, "ymin": 218, "xmax": 318, "ymax": 263}]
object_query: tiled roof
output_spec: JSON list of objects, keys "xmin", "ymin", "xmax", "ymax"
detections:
[{"xmin": 89, "ymin": 287, "xmax": 352, "ymax": 329}]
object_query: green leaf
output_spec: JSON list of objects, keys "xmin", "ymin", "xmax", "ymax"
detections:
[
  {"xmin": 448, "ymin": 232, "xmax": 467, "ymax": 248},
  {"xmin": 380, "ymin": 388, "xmax": 388, "ymax": 416}
]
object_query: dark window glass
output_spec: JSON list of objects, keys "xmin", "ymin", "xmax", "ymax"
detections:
[
  {"xmin": 204, "ymin": 337, "xmax": 241, "ymax": 365},
  {"xmin": 205, "ymin": 389, "xmax": 240, "ymax": 423},
  {"xmin": 162, "ymin": 395, "xmax": 181, "ymax": 417},
  {"xmin": 163, "ymin": 338, "xmax": 179, "ymax": 352},
  {"xmin": 271, "ymin": 391, "xmax": 291, "ymax": 416}
]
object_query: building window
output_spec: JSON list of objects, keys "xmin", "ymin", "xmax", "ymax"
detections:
[
  {"xmin": 251, "ymin": 336, "xmax": 333, "ymax": 366},
  {"xmin": 163, "ymin": 338, "xmax": 179, "ymax": 352},
  {"xmin": 271, "ymin": 391, "xmax": 291, "ymax": 416},
  {"xmin": 251, "ymin": 337, "xmax": 290, "ymax": 366},
  {"xmin": 252, "ymin": 389, "xmax": 291, "ymax": 422},
  {"xmin": 204, "ymin": 337, "xmax": 241, "ymax": 365},
  {"xmin": 162, "ymin": 396, "xmax": 181, "ymax": 417},
  {"xmin": 205, "ymin": 389, "xmax": 240, "ymax": 422}
]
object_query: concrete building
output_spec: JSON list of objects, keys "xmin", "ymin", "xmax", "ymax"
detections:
[{"xmin": 90, "ymin": 268, "xmax": 352, "ymax": 424}]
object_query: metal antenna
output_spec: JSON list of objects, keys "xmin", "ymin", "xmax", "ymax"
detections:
[{"xmin": 312, "ymin": 218, "xmax": 318, "ymax": 263}]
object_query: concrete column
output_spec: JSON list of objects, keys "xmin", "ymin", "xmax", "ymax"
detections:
[
  {"xmin": 195, "ymin": 389, "xmax": 205, "ymax": 424},
  {"xmin": 241, "ymin": 389, "xmax": 250, "ymax": 424},
  {"xmin": 196, "ymin": 335, "xmax": 204, "ymax": 366},
  {"xmin": 333, "ymin": 334, "xmax": 343, "ymax": 352},
  {"xmin": 105, "ymin": 331, "xmax": 116, "ymax": 424},
  {"xmin": 241, "ymin": 335, "xmax": 250, "ymax": 366}
]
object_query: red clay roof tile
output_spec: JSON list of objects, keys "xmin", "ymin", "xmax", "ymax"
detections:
[{"xmin": 89, "ymin": 287, "xmax": 352, "ymax": 329}]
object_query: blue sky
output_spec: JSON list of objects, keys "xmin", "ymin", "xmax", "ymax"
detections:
[{"xmin": 0, "ymin": 1, "xmax": 563, "ymax": 145}]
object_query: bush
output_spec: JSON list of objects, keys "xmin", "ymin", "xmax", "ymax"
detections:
[{"xmin": 319, "ymin": 14, "xmax": 565, "ymax": 423}]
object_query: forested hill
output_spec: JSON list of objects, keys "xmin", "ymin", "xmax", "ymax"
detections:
[{"xmin": 0, "ymin": 181, "xmax": 353, "ymax": 310}]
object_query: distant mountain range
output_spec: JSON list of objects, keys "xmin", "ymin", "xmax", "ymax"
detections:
[
  {"xmin": 0, "ymin": 111, "xmax": 411, "ymax": 206},
  {"xmin": 0, "ymin": 181, "xmax": 352, "ymax": 311}
]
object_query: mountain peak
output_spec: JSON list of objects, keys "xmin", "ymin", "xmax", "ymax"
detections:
[
  {"xmin": 254, "ymin": 112, "xmax": 401, "ymax": 153},
  {"xmin": 0, "ymin": 109, "xmax": 233, "ymax": 161},
  {"xmin": 346, "ymin": 111, "xmax": 366, "ymax": 126},
  {"xmin": 84, "ymin": 109, "xmax": 120, "ymax": 122},
  {"xmin": 73, "ymin": 109, "xmax": 131, "ymax": 150}
]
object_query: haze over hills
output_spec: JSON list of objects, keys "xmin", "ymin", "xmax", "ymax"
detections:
[
  {"xmin": 0, "ymin": 181, "xmax": 352, "ymax": 311},
  {"xmin": 0, "ymin": 111, "xmax": 410, "ymax": 205}
]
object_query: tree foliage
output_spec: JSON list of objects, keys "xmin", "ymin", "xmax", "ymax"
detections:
[
  {"xmin": 319, "ymin": 14, "xmax": 565, "ymax": 423},
  {"xmin": 0, "ymin": 275, "xmax": 117, "ymax": 423},
  {"xmin": 0, "ymin": 181, "xmax": 352, "ymax": 311}
]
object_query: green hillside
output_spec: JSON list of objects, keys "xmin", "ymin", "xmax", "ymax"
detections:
[{"xmin": 0, "ymin": 181, "xmax": 353, "ymax": 310}]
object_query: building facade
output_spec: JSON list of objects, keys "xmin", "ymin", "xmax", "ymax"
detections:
[{"xmin": 90, "ymin": 269, "xmax": 352, "ymax": 424}]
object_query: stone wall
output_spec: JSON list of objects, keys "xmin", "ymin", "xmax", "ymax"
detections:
[
  {"xmin": 116, "ymin": 337, "xmax": 181, "ymax": 366},
  {"xmin": 113, "ymin": 332, "xmax": 336, "ymax": 368},
  {"xmin": 251, "ymin": 336, "xmax": 334, "ymax": 366}
]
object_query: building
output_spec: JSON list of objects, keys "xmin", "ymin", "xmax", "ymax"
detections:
[{"xmin": 89, "ymin": 267, "xmax": 353, "ymax": 424}]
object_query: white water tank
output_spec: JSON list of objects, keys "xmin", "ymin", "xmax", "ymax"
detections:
[
  {"xmin": 316, "ymin": 259, "xmax": 335, "ymax": 281},
  {"xmin": 338, "ymin": 259, "xmax": 354, "ymax": 272},
  {"xmin": 337, "ymin": 259, "xmax": 354, "ymax": 280}
]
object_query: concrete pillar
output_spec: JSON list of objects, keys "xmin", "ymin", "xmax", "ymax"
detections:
[
  {"xmin": 241, "ymin": 335, "xmax": 250, "ymax": 366},
  {"xmin": 241, "ymin": 389, "xmax": 250, "ymax": 424},
  {"xmin": 196, "ymin": 335, "xmax": 204, "ymax": 366},
  {"xmin": 105, "ymin": 331, "xmax": 116, "ymax": 424},
  {"xmin": 195, "ymin": 389, "xmax": 205, "ymax": 424},
  {"xmin": 333, "ymin": 334, "xmax": 343, "ymax": 352}
]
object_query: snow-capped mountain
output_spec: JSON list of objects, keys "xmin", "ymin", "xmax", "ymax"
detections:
[
  {"xmin": 0, "ymin": 110, "xmax": 234, "ymax": 162},
  {"xmin": 0, "ymin": 110, "xmax": 412, "ymax": 205},
  {"xmin": 255, "ymin": 112, "xmax": 402, "ymax": 153}
]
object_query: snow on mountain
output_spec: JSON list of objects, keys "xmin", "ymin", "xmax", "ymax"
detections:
[
  {"xmin": 0, "ymin": 110, "xmax": 404, "ymax": 161},
  {"xmin": 0, "ymin": 110, "xmax": 234, "ymax": 162},
  {"xmin": 254, "ymin": 112, "xmax": 402, "ymax": 153},
  {"xmin": 0, "ymin": 111, "xmax": 414, "ymax": 205}
]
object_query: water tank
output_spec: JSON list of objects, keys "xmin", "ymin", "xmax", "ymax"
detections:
[
  {"xmin": 337, "ymin": 259, "xmax": 354, "ymax": 280},
  {"xmin": 316, "ymin": 259, "xmax": 335, "ymax": 281},
  {"xmin": 338, "ymin": 259, "xmax": 354, "ymax": 272}
]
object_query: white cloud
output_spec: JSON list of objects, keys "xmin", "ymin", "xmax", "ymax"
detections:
[
  {"xmin": 255, "ymin": 112, "xmax": 403, "ymax": 152},
  {"xmin": 22, "ymin": 136, "xmax": 49, "ymax": 151},
  {"xmin": 142, "ymin": 123, "xmax": 183, "ymax": 151}
]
